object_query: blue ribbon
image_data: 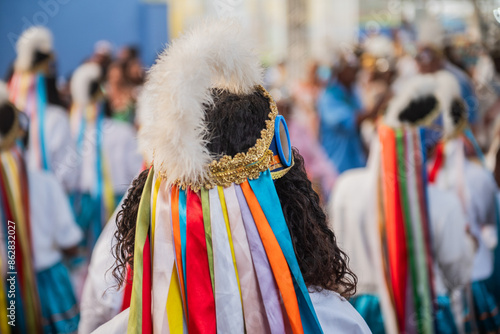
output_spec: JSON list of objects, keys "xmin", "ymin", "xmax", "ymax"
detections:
[
  {"xmin": 95, "ymin": 104, "xmax": 105, "ymax": 235},
  {"xmin": 249, "ymin": 170, "xmax": 323, "ymax": 333},
  {"xmin": 36, "ymin": 74, "xmax": 50, "ymax": 171},
  {"xmin": 464, "ymin": 127, "xmax": 485, "ymax": 164},
  {"xmin": 179, "ymin": 188, "xmax": 188, "ymax": 308}
]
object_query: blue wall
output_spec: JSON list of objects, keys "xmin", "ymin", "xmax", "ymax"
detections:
[{"xmin": 0, "ymin": 0, "xmax": 168, "ymax": 79}]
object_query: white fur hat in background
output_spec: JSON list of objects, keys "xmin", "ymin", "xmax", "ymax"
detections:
[
  {"xmin": 384, "ymin": 74, "xmax": 438, "ymax": 128},
  {"xmin": 70, "ymin": 62, "xmax": 102, "ymax": 106},
  {"xmin": 138, "ymin": 19, "xmax": 262, "ymax": 187},
  {"xmin": 384, "ymin": 70, "xmax": 466, "ymax": 139},
  {"xmin": 15, "ymin": 26, "xmax": 53, "ymax": 72},
  {"xmin": 434, "ymin": 70, "xmax": 467, "ymax": 138}
]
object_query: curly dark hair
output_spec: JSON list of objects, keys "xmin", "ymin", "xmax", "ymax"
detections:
[
  {"xmin": 113, "ymin": 88, "xmax": 357, "ymax": 297},
  {"xmin": 112, "ymin": 167, "xmax": 149, "ymax": 286},
  {"xmin": 275, "ymin": 149, "xmax": 356, "ymax": 296}
]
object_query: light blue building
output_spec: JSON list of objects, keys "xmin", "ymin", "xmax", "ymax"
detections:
[{"xmin": 0, "ymin": 0, "xmax": 167, "ymax": 79}]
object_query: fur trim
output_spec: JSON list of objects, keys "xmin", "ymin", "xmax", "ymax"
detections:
[
  {"xmin": 15, "ymin": 26, "xmax": 53, "ymax": 72},
  {"xmin": 138, "ymin": 19, "xmax": 262, "ymax": 187},
  {"xmin": 0, "ymin": 81, "xmax": 8, "ymax": 107},
  {"xmin": 384, "ymin": 74, "xmax": 437, "ymax": 127},
  {"xmin": 135, "ymin": 87, "xmax": 154, "ymax": 164},
  {"xmin": 70, "ymin": 62, "xmax": 102, "ymax": 106},
  {"xmin": 433, "ymin": 70, "xmax": 463, "ymax": 137}
]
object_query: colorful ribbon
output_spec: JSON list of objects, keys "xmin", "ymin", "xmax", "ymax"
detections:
[
  {"xmin": 379, "ymin": 124, "xmax": 436, "ymax": 333},
  {"xmin": 127, "ymin": 168, "xmax": 154, "ymax": 333},
  {"xmin": 0, "ymin": 148, "xmax": 42, "ymax": 333},
  {"xmin": 127, "ymin": 168, "xmax": 323, "ymax": 333}
]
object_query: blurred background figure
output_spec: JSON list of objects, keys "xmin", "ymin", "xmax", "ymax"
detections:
[
  {"xmin": 91, "ymin": 40, "xmax": 113, "ymax": 77},
  {"xmin": 7, "ymin": 26, "xmax": 79, "ymax": 196},
  {"xmin": 426, "ymin": 71, "xmax": 500, "ymax": 334},
  {"xmin": 0, "ymin": 81, "xmax": 43, "ymax": 334},
  {"xmin": 358, "ymin": 34, "xmax": 397, "ymax": 146},
  {"xmin": 105, "ymin": 61, "xmax": 136, "ymax": 124},
  {"xmin": 317, "ymin": 50, "xmax": 390, "ymax": 174},
  {"xmin": 330, "ymin": 73, "xmax": 476, "ymax": 334},
  {"xmin": 69, "ymin": 62, "xmax": 142, "ymax": 298},
  {"xmin": 291, "ymin": 60, "xmax": 324, "ymax": 138},
  {"xmin": 1, "ymin": 81, "xmax": 82, "ymax": 334},
  {"xmin": 118, "ymin": 46, "xmax": 145, "ymax": 87},
  {"xmin": 416, "ymin": 16, "xmax": 479, "ymax": 128}
]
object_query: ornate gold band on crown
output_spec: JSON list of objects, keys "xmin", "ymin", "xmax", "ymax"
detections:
[{"xmin": 171, "ymin": 85, "xmax": 283, "ymax": 192}]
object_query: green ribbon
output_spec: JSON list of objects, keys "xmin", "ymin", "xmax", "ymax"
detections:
[
  {"xmin": 396, "ymin": 129, "xmax": 421, "ymax": 330},
  {"xmin": 127, "ymin": 168, "xmax": 154, "ymax": 333},
  {"xmin": 201, "ymin": 188, "xmax": 215, "ymax": 294},
  {"xmin": 397, "ymin": 129, "xmax": 434, "ymax": 334}
]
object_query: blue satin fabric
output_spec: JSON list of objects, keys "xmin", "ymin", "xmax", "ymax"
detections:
[
  {"xmin": 435, "ymin": 295, "xmax": 459, "ymax": 334},
  {"xmin": 464, "ymin": 281, "xmax": 500, "ymax": 333},
  {"xmin": 178, "ymin": 188, "xmax": 188, "ymax": 308},
  {"xmin": 95, "ymin": 105, "xmax": 104, "ymax": 224},
  {"xmin": 37, "ymin": 262, "xmax": 80, "ymax": 334},
  {"xmin": 351, "ymin": 294, "xmax": 458, "ymax": 334},
  {"xmin": 36, "ymin": 74, "xmax": 50, "ymax": 170},
  {"xmin": 350, "ymin": 294, "xmax": 385, "ymax": 334},
  {"xmin": 248, "ymin": 170, "xmax": 323, "ymax": 333}
]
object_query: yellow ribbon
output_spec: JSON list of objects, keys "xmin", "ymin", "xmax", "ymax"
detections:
[{"xmin": 167, "ymin": 264, "xmax": 185, "ymax": 333}]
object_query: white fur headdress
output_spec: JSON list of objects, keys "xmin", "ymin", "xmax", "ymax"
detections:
[
  {"xmin": 384, "ymin": 71, "xmax": 466, "ymax": 138},
  {"xmin": 384, "ymin": 74, "xmax": 438, "ymax": 127},
  {"xmin": 70, "ymin": 62, "xmax": 102, "ymax": 106},
  {"xmin": 433, "ymin": 70, "xmax": 466, "ymax": 138},
  {"xmin": 138, "ymin": 19, "xmax": 262, "ymax": 187},
  {"xmin": 15, "ymin": 26, "xmax": 53, "ymax": 72}
]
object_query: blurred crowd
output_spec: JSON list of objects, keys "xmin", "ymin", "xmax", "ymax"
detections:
[
  {"xmin": 265, "ymin": 26, "xmax": 500, "ymax": 201},
  {"xmin": 2, "ymin": 15, "xmax": 500, "ymax": 333},
  {"xmin": 263, "ymin": 20, "xmax": 500, "ymax": 333}
]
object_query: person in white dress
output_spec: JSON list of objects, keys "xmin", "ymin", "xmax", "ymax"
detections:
[
  {"xmin": 7, "ymin": 26, "xmax": 79, "ymax": 194},
  {"xmin": 0, "ymin": 81, "xmax": 82, "ymax": 333},
  {"xmin": 69, "ymin": 61, "xmax": 143, "ymax": 233},
  {"xmin": 87, "ymin": 20, "xmax": 371, "ymax": 334},
  {"xmin": 330, "ymin": 73, "xmax": 476, "ymax": 334},
  {"xmin": 68, "ymin": 62, "xmax": 143, "ymax": 298},
  {"xmin": 428, "ymin": 71, "xmax": 500, "ymax": 333}
]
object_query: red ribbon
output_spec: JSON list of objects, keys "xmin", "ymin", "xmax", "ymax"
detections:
[
  {"xmin": 428, "ymin": 142, "xmax": 444, "ymax": 183},
  {"xmin": 121, "ymin": 264, "xmax": 133, "ymax": 312},
  {"xmin": 379, "ymin": 125, "xmax": 408, "ymax": 331},
  {"xmin": 185, "ymin": 190, "xmax": 216, "ymax": 334},
  {"xmin": 142, "ymin": 235, "xmax": 152, "ymax": 333}
]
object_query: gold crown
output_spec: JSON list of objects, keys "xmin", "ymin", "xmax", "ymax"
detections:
[{"xmin": 165, "ymin": 85, "xmax": 293, "ymax": 191}]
